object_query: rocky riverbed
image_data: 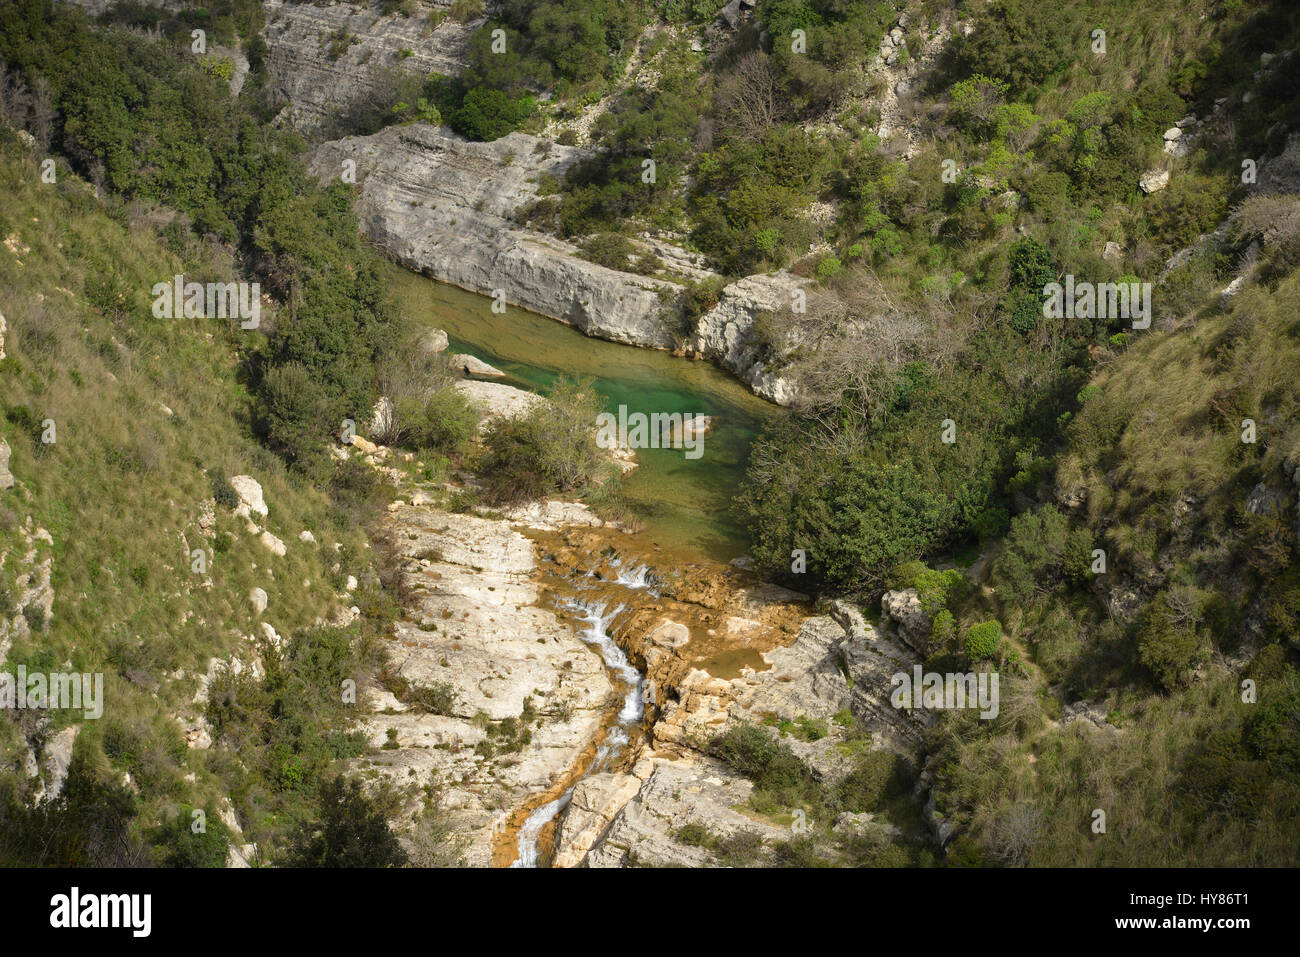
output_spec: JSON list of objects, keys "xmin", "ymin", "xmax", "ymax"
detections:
[{"xmin": 345, "ymin": 415, "xmax": 933, "ymax": 866}]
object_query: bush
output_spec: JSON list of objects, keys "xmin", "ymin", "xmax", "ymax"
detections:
[
  {"xmin": 151, "ymin": 805, "xmax": 231, "ymax": 867},
  {"xmin": 964, "ymin": 621, "xmax": 1002, "ymax": 660},
  {"xmin": 481, "ymin": 378, "xmax": 608, "ymax": 505},
  {"xmin": 1137, "ymin": 596, "xmax": 1204, "ymax": 691},
  {"xmin": 210, "ymin": 474, "xmax": 240, "ymax": 509},
  {"xmin": 451, "ymin": 86, "xmax": 533, "ymax": 141},
  {"xmin": 708, "ymin": 724, "xmax": 814, "ymax": 797},
  {"xmin": 838, "ymin": 749, "xmax": 909, "ymax": 813},
  {"xmin": 408, "ymin": 680, "xmax": 458, "ymax": 716},
  {"xmin": 406, "ymin": 387, "xmax": 479, "ymax": 455},
  {"xmin": 673, "ymin": 821, "xmax": 716, "ymax": 847},
  {"xmin": 284, "ymin": 776, "xmax": 407, "ymax": 867}
]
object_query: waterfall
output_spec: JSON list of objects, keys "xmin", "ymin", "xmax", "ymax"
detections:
[{"xmin": 511, "ymin": 597, "xmax": 646, "ymax": 867}]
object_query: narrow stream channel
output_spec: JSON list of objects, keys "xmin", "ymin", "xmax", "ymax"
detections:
[{"xmin": 510, "ymin": 561, "xmax": 657, "ymax": 867}]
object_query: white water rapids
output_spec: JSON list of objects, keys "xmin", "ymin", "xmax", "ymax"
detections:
[{"xmin": 510, "ymin": 563, "xmax": 655, "ymax": 868}]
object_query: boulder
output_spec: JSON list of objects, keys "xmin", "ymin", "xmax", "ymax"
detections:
[
  {"xmin": 1139, "ymin": 168, "xmax": 1170, "ymax": 194},
  {"xmin": 229, "ymin": 475, "xmax": 268, "ymax": 517},
  {"xmin": 248, "ymin": 587, "xmax": 268, "ymax": 616},
  {"xmin": 880, "ymin": 588, "xmax": 932, "ymax": 653},
  {"xmin": 450, "ymin": 353, "xmax": 505, "ymax": 377},
  {"xmin": 259, "ymin": 621, "xmax": 283, "ymax": 651},
  {"xmin": 454, "ymin": 380, "xmax": 544, "ymax": 427},
  {"xmin": 259, "ymin": 531, "xmax": 286, "ymax": 557},
  {"xmin": 0, "ymin": 438, "xmax": 13, "ymax": 490},
  {"xmin": 420, "ymin": 328, "xmax": 449, "ymax": 355}
]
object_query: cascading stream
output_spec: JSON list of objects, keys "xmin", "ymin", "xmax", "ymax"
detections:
[{"xmin": 510, "ymin": 565, "xmax": 655, "ymax": 868}]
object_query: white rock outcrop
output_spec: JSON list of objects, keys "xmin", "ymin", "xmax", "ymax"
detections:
[
  {"xmin": 0, "ymin": 438, "xmax": 13, "ymax": 490},
  {"xmin": 1140, "ymin": 168, "xmax": 1171, "ymax": 194},
  {"xmin": 259, "ymin": 531, "xmax": 286, "ymax": 556},
  {"xmin": 450, "ymin": 353, "xmax": 505, "ymax": 377},
  {"xmin": 262, "ymin": 0, "xmax": 477, "ymax": 132},
  {"xmin": 454, "ymin": 379, "xmax": 545, "ymax": 426},
  {"xmin": 309, "ymin": 124, "xmax": 805, "ymax": 403},
  {"xmin": 229, "ymin": 475, "xmax": 268, "ymax": 517}
]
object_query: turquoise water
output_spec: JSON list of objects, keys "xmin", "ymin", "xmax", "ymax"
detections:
[{"xmin": 386, "ymin": 264, "xmax": 777, "ymax": 562}]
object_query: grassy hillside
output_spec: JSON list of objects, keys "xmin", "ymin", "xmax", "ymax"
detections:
[{"xmin": 0, "ymin": 130, "xmax": 396, "ymax": 864}]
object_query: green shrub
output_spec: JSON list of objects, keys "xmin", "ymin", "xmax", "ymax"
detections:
[
  {"xmin": 407, "ymin": 387, "xmax": 479, "ymax": 456},
  {"xmin": 151, "ymin": 805, "xmax": 231, "ymax": 867},
  {"xmin": 964, "ymin": 621, "xmax": 1002, "ymax": 660},
  {"xmin": 284, "ymin": 776, "xmax": 408, "ymax": 867},
  {"xmin": 481, "ymin": 378, "xmax": 608, "ymax": 505},
  {"xmin": 1137, "ymin": 595, "xmax": 1204, "ymax": 691},
  {"xmin": 451, "ymin": 86, "xmax": 534, "ymax": 141}
]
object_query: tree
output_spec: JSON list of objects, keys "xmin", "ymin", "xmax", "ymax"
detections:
[
  {"xmin": 451, "ymin": 86, "xmax": 532, "ymax": 141},
  {"xmin": 286, "ymin": 777, "xmax": 408, "ymax": 868},
  {"xmin": 948, "ymin": 74, "xmax": 1008, "ymax": 138},
  {"xmin": 716, "ymin": 51, "xmax": 783, "ymax": 142}
]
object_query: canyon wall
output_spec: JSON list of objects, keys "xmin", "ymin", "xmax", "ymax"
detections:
[{"xmin": 309, "ymin": 123, "xmax": 804, "ymax": 404}]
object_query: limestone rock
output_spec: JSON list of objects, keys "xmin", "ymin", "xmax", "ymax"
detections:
[
  {"xmin": 43, "ymin": 726, "xmax": 80, "ymax": 800},
  {"xmin": 420, "ymin": 328, "xmax": 449, "ymax": 355},
  {"xmin": 259, "ymin": 530, "xmax": 286, "ymax": 556},
  {"xmin": 248, "ymin": 587, "xmax": 268, "ymax": 616},
  {"xmin": 350, "ymin": 434, "xmax": 380, "ymax": 455},
  {"xmin": 880, "ymin": 588, "xmax": 932, "ymax": 653},
  {"xmin": 1220, "ymin": 274, "xmax": 1248, "ymax": 304},
  {"xmin": 370, "ymin": 395, "xmax": 395, "ymax": 440},
  {"xmin": 1140, "ymin": 168, "xmax": 1170, "ymax": 194},
  {"xmin": 0, "ymin": 438, "xmax": 13, "ymax": 490},
  {"xmin": 455, "ymin": 379, "xmax": 544, "ymax": 426},
  {"xmin": 691, "ymin": 272, "xmax": 807, "ymax": 405},
  {"xmin": 349, "ymin": 503, "xmax": 615, "ymax": 866},
  {"xmin": 260, "ymin": 621, "xmax": 283, "ymax": 651},
  {"xmin": 450, "ymin": 353, "xmax": 506, "ymax": 377},
  {"xmin": 552, "ymin": 771, "xmax": 645, "ymax": 867},
  {"xmin": 229, "ymin": 475, "xmax": 268, "ymax": 517},
  {"xmin": 262, "ymin": 0, "xmax": 478, "ymax": 132}
]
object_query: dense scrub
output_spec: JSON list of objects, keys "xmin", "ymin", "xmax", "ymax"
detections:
[{"xmin": 0, "ymin": 0, "xmax": 464, "ymax": 866}]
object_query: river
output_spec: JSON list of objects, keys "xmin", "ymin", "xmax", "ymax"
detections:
[{"xmin": 385, "ymin": 262, "xmax": 778, "ymax": 564}]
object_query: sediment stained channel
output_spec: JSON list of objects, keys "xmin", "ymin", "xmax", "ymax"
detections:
[{"xmin": 501, "ymin": 558, "xmax": 659, "ymax": 868}]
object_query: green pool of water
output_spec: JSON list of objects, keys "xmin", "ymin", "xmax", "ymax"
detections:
[{"xmin": 386, "ymin": 263, "xmax": 777, "ymax": 563}]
